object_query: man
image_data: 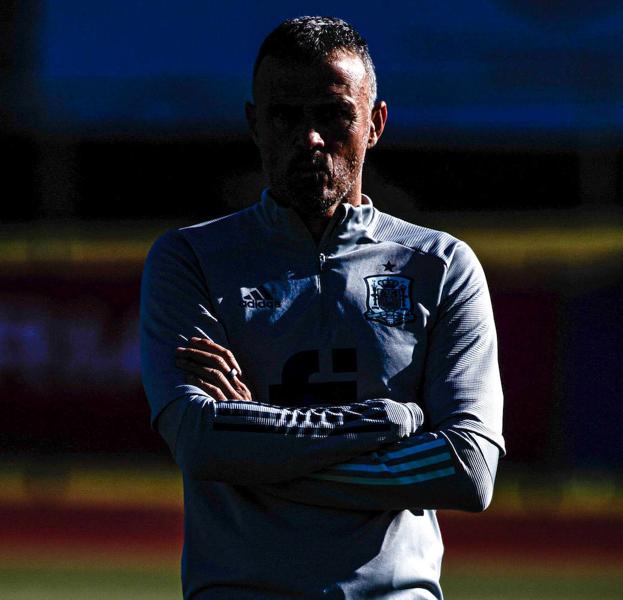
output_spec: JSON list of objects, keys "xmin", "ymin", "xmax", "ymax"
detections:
[{"xmin": 141, "ymin": 16, "xmax": 504, "ymax": 599}]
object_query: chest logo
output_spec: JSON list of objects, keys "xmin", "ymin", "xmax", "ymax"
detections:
[
  {"xmin": 240, "ymin": 287, "xmax": 282, "ymax": 310},
  {"xmin": 364, "ymin": 275, "xmax": 415, "ymax": 327}
]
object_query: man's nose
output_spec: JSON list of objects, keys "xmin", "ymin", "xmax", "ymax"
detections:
[{"xmin": 297, "ymin": 127, "xmax": 325, "ymax": 150}]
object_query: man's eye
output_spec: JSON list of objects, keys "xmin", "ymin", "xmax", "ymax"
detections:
[
  {"xmin": 318, "ymin": 106, "xmax": 353, "ymax": 124},
  {"xmin": 270, "ymin": 106, "xmax": 299, "ymax": 124}
]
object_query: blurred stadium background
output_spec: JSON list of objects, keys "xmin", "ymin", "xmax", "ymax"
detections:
[{"xmin": 2, "ymin": 1, "xmax": 622, "ymax": 598}]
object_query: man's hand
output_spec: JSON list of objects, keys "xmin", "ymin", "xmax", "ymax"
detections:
[{"xmin": 176, "ymin": 337, "xmax": 254, "ymax": 401}]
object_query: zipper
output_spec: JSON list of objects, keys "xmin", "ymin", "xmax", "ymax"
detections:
[
  {"xmin": 317, "ymin": 252, "xmax": 328, "ymax": 322},
  {"xmin": 316, "ymin": 252, "xmax": 326, "ymax": 294}
]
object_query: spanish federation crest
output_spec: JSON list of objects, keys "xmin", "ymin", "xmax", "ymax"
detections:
[{"xmin": 364, "ymin": 275, "xmax": 415, "ymax": 327}]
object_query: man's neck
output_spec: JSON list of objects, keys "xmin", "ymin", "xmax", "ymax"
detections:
[
  {"xmin": 299, "ymin": 212, "xmax": 334, "ymax": 244},
  {"xmin": 297, "ymin": 196, "xmax": 357, "ymax": 244},
  {"xmin": 269, "ymin": 188, "xmax": 362, "ymax": 243}
]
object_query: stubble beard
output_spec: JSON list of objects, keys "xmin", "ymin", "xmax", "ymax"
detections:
[{"xmin": 271, "ymin": 151, "xmax": 364, "ymax": 218}]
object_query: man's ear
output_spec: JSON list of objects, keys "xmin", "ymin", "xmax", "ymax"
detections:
[
  {"xmin": 245, "ymin": 101, "xmax": 258, "ymax": 145},
  {"xmin": 367, "ymin": 100, "xmax": 388, "ymax": 149}
]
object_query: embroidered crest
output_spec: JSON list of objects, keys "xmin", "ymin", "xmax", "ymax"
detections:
[{"xmin": 364, "ymin": 275, "xmax": 415, "ymax": 327}]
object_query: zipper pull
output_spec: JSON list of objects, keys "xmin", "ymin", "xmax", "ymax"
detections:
[{"xmin": 319, "ymin": 253, "xmax": 326, "ymax": 270}]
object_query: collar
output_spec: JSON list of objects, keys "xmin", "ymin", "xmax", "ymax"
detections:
[{"xmin": 258, "ymin": 189, "xmax": 379, "ymax": 256}]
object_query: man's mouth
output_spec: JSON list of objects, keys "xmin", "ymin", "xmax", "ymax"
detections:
[
  {"xmin": 290, "ymin": 155, "xmax": 329, "ymax": 176},
  {"xmin": 294, "ymin": 162, "xmax": 324, "ymax": 171},
  {"xmin": 294, "ymin": 168, "xmax": 328, "ymax": 186},
  {"xmin": 297, "ymin": 167, "xmax": 326, "ymax": 176}
]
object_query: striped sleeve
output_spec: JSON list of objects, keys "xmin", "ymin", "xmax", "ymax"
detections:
[
  {"xmin": 256, "ymin": 429, "xmax": 499, "ymax": 512},
  {"xmin": 310, "ymin": 435, "xmax": 455, "ymax": 486},
  {"xmin": 158, "ymin": 395, "xmax": 423, "ymax": 485},
  {"xmin": 210, "ymin": 398, "xmax": 416, "ymax": 437}
]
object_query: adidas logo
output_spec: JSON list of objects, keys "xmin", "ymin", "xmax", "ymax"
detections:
[{"xmin": 240, "ymin": 287, "xmax": 282, "ymax": 310}]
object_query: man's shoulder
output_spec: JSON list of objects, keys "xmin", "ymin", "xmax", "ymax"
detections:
[
  {"xmin": 145, "ymin": 204, "xmax": 262, "ymax": 270},
  {"xmin": 372, "ymin": 209, "xmax": 465, "ymax": 268},
  {"xmin": 156, "ymin": 203, "xmax": 260, "ymax": 249},
  {"xmin": 181, "ymin": 203, "xmax": 260, "ymax": 239}
]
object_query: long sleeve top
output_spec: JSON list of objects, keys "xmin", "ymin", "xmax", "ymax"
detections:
[{"xmin": 140, "ymin": 190, "xmax": 505, "ymax": 599}]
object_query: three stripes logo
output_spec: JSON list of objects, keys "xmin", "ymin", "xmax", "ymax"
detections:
[
  {"xmin": 309, "ymin": 436, "xmax": 455, "ymax": 487},
  {"xmin": 240, "ymin": 287, "xmax": 282, "ymax": 310}
]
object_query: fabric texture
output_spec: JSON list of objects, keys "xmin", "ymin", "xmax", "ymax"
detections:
[{"xmin": 140, "ymin": 190, "xmax": 505, "ymax": 599}]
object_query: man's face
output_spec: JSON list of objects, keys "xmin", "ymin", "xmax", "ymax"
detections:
[{"xmin": 248, "ymin": 51, "xmax": 379, "ymax": 217}]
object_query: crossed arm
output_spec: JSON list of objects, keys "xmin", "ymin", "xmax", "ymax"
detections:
[
  {"xmin": 162, "ymin": 337, "xmax": 500, "ymax": 512},
  {"xmin": 157, "ymin": 341, "xmax": 423, "ymax": 486},
  {"xmin": 141, "ymin": 230, "xmax": 505, "ymax": 514},
  {"xmin": 142, "ymin": 231, "xmax": 423, "ymax": 486}
]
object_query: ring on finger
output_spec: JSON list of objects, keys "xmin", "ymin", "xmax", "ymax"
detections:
[{"xmin": 226, "ymin": 367, "xmax": 238, "ymax": 380}]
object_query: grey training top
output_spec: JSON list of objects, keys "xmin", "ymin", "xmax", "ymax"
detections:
[{"xmin": 140, "ymin": 191, "xmax": 505, "ymax": 599}]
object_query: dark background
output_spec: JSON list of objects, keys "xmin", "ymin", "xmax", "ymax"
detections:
[{"xmin": 2, "ymin": 0, "xmax": 622, "ymax": 482}]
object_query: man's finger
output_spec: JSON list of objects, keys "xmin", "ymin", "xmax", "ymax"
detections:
[
  {"xmin": 177, "ymin": 356, "xmax": 254, "ymax": 401},
  {"xmin": 188, "ymin": 337, "xmax": 243, "ymax": 376},
  {"xmin": 188, "ymin": 375, "xmax": 227, "ymax": 401},
  {"xmin": 176, "ymin": 357, "xmax": 231, "ymax": 384},
  {"xmin": 182, "ymin": 363, "xmax": 239, "ymax": 399},
  {"xmin": 180, "ymin": 360, "xmax": 254, "ymax": 401},
  {"xmin": 176, "ymin": 347, "xmax": 230, "ymax": 373},
  {"xmin": 209, "ymin": 368, "xmax": 241, "ymax": 400}
]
